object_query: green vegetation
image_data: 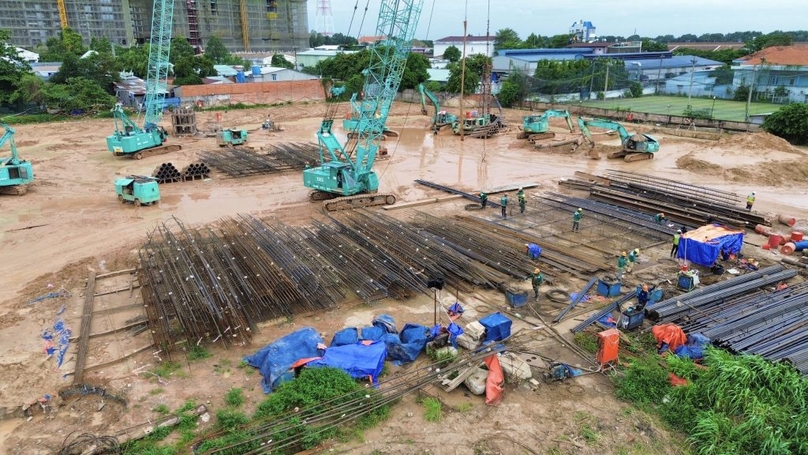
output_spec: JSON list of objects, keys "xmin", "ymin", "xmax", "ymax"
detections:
[
  {"xmin": 421, "ymin": 397, "xmax": 442, "ymax": 423},
  {"xmin": 580, "ymin": 95, "xmax": 780, "ymax": 122},
  {"xmin": 225, "ymin": 388, "xmax": 245, "ymax": 407},
  {"xmin": 445, "ymin": 54, "xmax": 491, "ymax": 95},
  {"xmin": 188, "ymin": 345, "xmax": 211, "ymax": 361},
  {"xmin": 148, "ymin": 361, "xmax": 184, "ymax": 380},
  {"xmin": 303, "ymin": 48, "xmax": 429, "ymax": 95},
  {"xmin": 121, "ymin": 401, "xmax": 200, "ymax": 455},
  {"xmin": 573, "ymin": 332, "xmax": 599, "ymax": 354},
  {"xmin": 614, "ymin": 347, "xmax": 808, "ymax": 455},
  {"xmin": 153, "ymin": 404, "xmax": 170, "ymax": 415},
  {"xmin": 762, "ymin": 102, "xmax": 808, "ymax": 145}
]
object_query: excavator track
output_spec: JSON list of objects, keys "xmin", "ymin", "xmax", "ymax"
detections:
[
  {"xmin": 130, "ymin": 144, "xmax": 183, "ymax": 160},
  {"xmin": 318, "ymin": 192, "xmax": 397, "ymax": 212},
  {"xmin": 527, "ymin": 132, "xmax": 556, "ymax": 143},
  {"xmin": 607, "ymin": 150, "xmax": 629, "ymax": 160},
  {"xmin": 624, "ymin": 152, "xmax": 654, "ymax": 162},
  {"xmin": 0, "ymin": 185, "xmax": 28, "ymax": 196}
]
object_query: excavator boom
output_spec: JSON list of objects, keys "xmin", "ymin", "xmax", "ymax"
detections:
[
  {"xmin": 576, "ymin": 116, "xmax": 659, "ymax": 161},
  {"xmin": 519, "ymin": 109, "xmax": 573, "ymax": 140},
  {"xmin": 0, "ymin": 122, "xmax": 34, "ymax": 194}
]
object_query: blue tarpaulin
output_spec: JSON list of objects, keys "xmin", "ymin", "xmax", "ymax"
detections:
[
  {"xmin": 677, "ymin": 224, "xmax": 744, "ymax": 267},
  {"xmin": 384, "ymin": 323, "xmax": 429, "ymax": 364},
  {"xmin": 527, "ymin": 243, "xmax": 542, "ymax": 259},
  {"xmin": 372, "ymin": 314, "xmax": 397, "ymax": 334},
  {"xmin": 244, "ymin": 327, "xmax": 324, "ymax": 393},
  {"xmin": 307, "ymin": 341, "xmax": 387, "ymax": 383},
  {"xmin": 330, "ymin": 328, "xmax": 359, "ymax": 347}
]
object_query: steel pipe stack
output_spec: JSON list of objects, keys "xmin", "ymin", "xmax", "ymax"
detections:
[
  {"xmin": 181, "ymin": 162, "xmax": 211, "ymax": 181},
  {"xmin": 152, "ymin": 162, "xmax": 183, "ymax": 184}
]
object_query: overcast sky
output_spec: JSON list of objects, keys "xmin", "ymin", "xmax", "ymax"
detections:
[{"xmin": 307, "ymin": 0, "xmax": 804, "ymax": 41}]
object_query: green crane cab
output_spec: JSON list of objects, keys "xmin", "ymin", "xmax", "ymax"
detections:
[
  {"xmin": 115, "ymin": 176, "xmax": 161, "ymax": 206},
  {"xmin": 217, "ymin": 128, "xmax": 248, "ymax": 146},
  {"xmin": 0, "ymin": 122, "xmax": 34, "ymax": 196}
]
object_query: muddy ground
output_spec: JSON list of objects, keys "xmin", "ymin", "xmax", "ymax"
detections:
[{"xmin": 1, "ymin": 101, "xmax": 807, "ymax": 455}]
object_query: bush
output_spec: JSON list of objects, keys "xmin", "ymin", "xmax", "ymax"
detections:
[
  {"xmin": 762, "ymin": 102, "xmax": 808, "ymax": 145},
  {"xmin": 225, "ymin": 387, "xmax": 245, "ymax": 407}
]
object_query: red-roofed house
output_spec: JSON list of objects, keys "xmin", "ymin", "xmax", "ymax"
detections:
[
  {"xmin": 433, "ymin": 35, "xmax": 495, "ymax": 58},
  {"xmin": 732, "ymin": 45, "xmax": 808, "ymax": 104},
  {"xmin": 358, "ymin": 35, "xmax": 385, "ymax": 46}
]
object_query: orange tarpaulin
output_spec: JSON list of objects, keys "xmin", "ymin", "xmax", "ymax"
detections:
[
  {"xmin": 484, "ymin": 355, "xmax": 504, "ymax": 406},
  {"xmin": 651, "ymin": 323, "xmax": 687, "ymax": 353}
]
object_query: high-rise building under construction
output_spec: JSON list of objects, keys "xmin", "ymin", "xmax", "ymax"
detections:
[{"xmin": 0, "ymin": 0, "xmax": 308, "ymax": 52}]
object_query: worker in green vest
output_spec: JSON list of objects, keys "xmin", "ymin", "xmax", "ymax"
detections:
[
  {"xmin": 572, "ymin": 208, "xmax": 583, "ymax": 232},
  {"xmin": 516, "ymin": 187, "xmax": 525, "ymax": 201},
  {"xmin": 626, "ymin": 248, "xmax": 640, "ymax": 274},
  {"xmin": 671, "ymin": 230, "xmax": 681, "ymax": 258},
  {"xmin": 746, "ymin": 192, "xmax": 756, "ymax": 211},
  {"xmin": 528, "ymin": 268, "xmax": 545, "ymax": 301},
  {"xmin": 479, "ymin": 191, "xmax": 488, "ymax": 209},
  {"xmin": 518, "ymin": 191, "xmax": 527, "ymax": 214},
  {"xmin": 653, "ymin": 212, "xmax": 667, "ymax": 224},
  {"xmin": 500, "ymin": 194, "xmax": 509, "ymax": 218},
  {"xmin": 617, "ymin": 251, "xmax": 628, "ymax": 281}
]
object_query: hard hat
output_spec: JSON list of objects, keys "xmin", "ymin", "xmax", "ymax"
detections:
[
  {"xmin": 752, "ymin": 191, "xmax": 756, "ymax": 195},
  {"xmin": 534, "ymin": 268, "xmax": 540, "ymax": 274},
  {"xmin": 677, "ymin": 229, "xmax": 682, "ymax": 233},
  {"xmin": 622, "ymin": 251, "xmax": 627, "ymax": 256},
  {"xmin": 525, "ymin": 243, "xmax": 529, "ymax": 247},
  {"xmin": 660, "ymin": 212, "xmax": 665, "ymax": 217},
  {"xmin": 519, "ymin": 187, "xmax": 523, "ymax": 191},
  {"xmin": 642, "ymin": 284, "xmax": 649, "ymax": 291},
  {"xmin": 577, "ymin": 208, "xmax": 583, "ymax": 212},
  {"xmin": 634, "ymin": 248, "xmax": 640, "ymax": 254}
]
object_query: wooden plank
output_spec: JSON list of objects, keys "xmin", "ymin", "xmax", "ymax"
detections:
[
  {"xmin": 65, "ymin": 344, "xmax": 152, "ymax": 376},
  {"xmin": 73, "ymin": 271, "xmax": 96, "ymax": 384},
  {"xmin": 94, "ymin": 284, "xmax": 141, "ymax": 297},
  {"xmin": 69, "ymin": 319, "xmax": 147, "ymax": 341},
  {"xmin": 95, "ymin": 268, "xmax": 137, "ymax": 280}
]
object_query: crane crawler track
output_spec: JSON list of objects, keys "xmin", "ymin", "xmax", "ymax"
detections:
[
  {"xmin": 0, "ymin": 185, "xmax": 27, "ymax": 196},
  {"xmin": 322, "ymin": 193, "xmax": 397, "ymax": 211}
]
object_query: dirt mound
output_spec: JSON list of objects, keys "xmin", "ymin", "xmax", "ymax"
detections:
[
  {"xmin": 727, "ymin": 159, "xmax": 808, "ymax": 185},
  {"xmin": 442, "ymin": 97, "xmax": 481, "ymax": 108},
  {"xmin": 718, "ymin": 131, "xmax": 800, "ymax": 154},
  {"xmin": 676, "ymin": 153, "xmax": 724, "ymax": 175}
]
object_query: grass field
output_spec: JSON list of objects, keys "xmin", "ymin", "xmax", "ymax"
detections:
[{"xmin": 578, "ymin": 95, "xmax": 782, "ymax": 122}]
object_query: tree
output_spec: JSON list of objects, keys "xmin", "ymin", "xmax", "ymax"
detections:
[
  {"xmin": 744, "ymin": 31, "xmax": 793, "ymax": 53},
  {"xmin": 442, "ymin": 45, "xmax": 461, "ymax": 63},
  {"xmin": 42, "ymin": 77, "xmax": 116, "ymax": 113},
  {"xmin": 115, "ymin": 44, "xmax": 150, "ymax": 78},
  {"xmin": 494, "ymin": 28, "xmax": 521, "ymax": 51},
  {"xmin": 89, "ymin": 37, "xmax": 113, "ymax": 55},
  {"xmin": 497, "ymin": 70, "xmax": 529, "ymax": 107},
  {"xmin": 9, "ymin": 74, "xmax": 45, "ymax": 106},
  {"xmin": 0, "ymin": 30, "xmax": 31, "ymax": 106},
  {"xmin": 50, "ymin": 51, "xmax": 119, "ymax": 92},
  {"xmin": 641, "ymin": 39, "xmax": 668, "ymax": 52},
  {"xmin": 400, "ymin": 53, "xmax": 430, "ymax": 91},
  {"xmin": 547, "ymin": 34, "xmax": 572, "ymax": 48},
  {"xmin": 445, "ymin": 54, "xmax": 490, "ymax": 94},
  {"xmin": 523, "ymin": 33, "xmax": 544, "ymax": 49},
  {"xmin": 38, "ymin": 28, "xmax": 87, "ymax": 61},
  {"xmin": 204, "ymin": 36, "xmax": 229, "ymax": 64},
  {"xmin": 762, "ymin": 103, "xmax": 808, "ymax": 145},
  {"xmin": 271, "ymin": 54, "xmax": 294, "ymax": 69},
  {"xmin": 711, "ymin": 65, "xmax": 735, "ymax": 85},
  {"xmin": 173, "ymin": 55, "xmax": 215, "ymax": 86},
  {"xmin": 170, "ymin": 37, "xmax": 196, "ymax": 64}
]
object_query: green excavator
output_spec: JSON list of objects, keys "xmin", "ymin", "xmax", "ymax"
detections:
[
  {"xmin": 577, "ymin": 117, "xmax": 660, "ymax": 162},
  {"xmin": 517, "ymin": 109, "xmax": 574, "ymax": 142},
  {"xmin": 418, "ymin": 83, "xmax": 457, "ymax": 133},
  {"xmin": 0, "ymin": 122, "xmax": 34, "ymax": 196}
]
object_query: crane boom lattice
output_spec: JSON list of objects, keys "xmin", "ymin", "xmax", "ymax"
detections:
[{"xmin": 142, "ymin": 0, "xmax": 176, "ymax": 130}]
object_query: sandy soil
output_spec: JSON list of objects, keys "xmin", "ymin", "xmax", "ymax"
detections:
[{"xmin": 2, "ymin": 101, "xmax": 808, "ymax": 455}]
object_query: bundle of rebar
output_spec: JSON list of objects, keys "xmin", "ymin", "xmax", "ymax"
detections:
[
  {"xmin": 674, "ymin": 279, "xmax": 808, "ymax": 375},
  {"xmin": 646, "ymin": 265, "xmax": 797, "ymax": 322},
  {"xmin": 181, "ymin": 162, "xmax": 210, "ymax": 180},
  {"xmin": 151, "ymin": 163, "xmax": 183, "ymax": 184},
  {"xmin": 200, "ymin": 142, "xmax": 321, "ymax": 178},
  {"xmin": 584, "ymin": 170, "xmax": 770, "ymax": 227}
]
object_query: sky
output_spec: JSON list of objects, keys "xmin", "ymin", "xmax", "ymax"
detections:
[{"xmin": 306, "ymin": 0, "xmax": 805, "ymax": 41}]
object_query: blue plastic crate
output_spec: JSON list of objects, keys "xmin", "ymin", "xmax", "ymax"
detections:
[
  {"xmin": 506, "ymin": 289, "xmax": 528, "ymax": 308},
  {"xmin": 597, "ymin": 279, "xmax": 622, "ymax": 297}
]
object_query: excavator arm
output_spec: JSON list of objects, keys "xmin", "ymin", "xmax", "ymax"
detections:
[
  {"xmin": 544, "ymin": 109, "xmax": 575, "ymax": 133},
  {"xmin": 0, "ymin": 122, "xmax": 18, "ymax": 165},
  {"xmin": 418, "ymin": 83, "xmax": 429, "ymax": 116}
]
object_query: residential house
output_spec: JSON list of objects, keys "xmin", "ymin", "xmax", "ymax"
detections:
[
  {"xmin": 358, "ymin": 35, "xmax": 385, "ymax": 46},
  {"xmin": 433, "ymin": 35, "xmax": 495, "ymax": 58},
  {"xmin": 248, "ymin": 67, "xmax": 319, "ymax": 83},
  {"xmin": 426, "ymin": 68, "xmax": 450, "ymax": 85},
  {"xmin": 732, "ymin": 44, "xmax": 808, "ymax": 103},
  {"xmin": 14, "ymin": 47, "xmax": 39, "ymax": 62},
  {"xmin": 569, "ymin": 19, "xmax": 596, "ymax": 42},
  {"xmin": 30, "ymin": 62, "xmax": 62, "ymax": 80},
  {"xmin": 295, "ymin": 48, "xmax": 358, "ymax": 70},
  {"xmin": 113, "ymin": 72, "xmax": 147, "ymax": 107},
  {"xmin": 493, "ymin": 48, "xmax": 592, "ymax": 76}
]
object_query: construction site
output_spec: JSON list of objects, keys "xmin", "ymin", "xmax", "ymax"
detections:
[{"xmin": 2, "ymin": 0, "xmax": 808, "ymax": 452}]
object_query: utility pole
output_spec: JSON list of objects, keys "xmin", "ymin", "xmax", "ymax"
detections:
[
  {"xmin": 459, "ymin": 22, "xmax": 468, "ymax": 142},
  {"xmin": 745, "ymin": 66, "xmax": 757, "ymax": 122},
  {"xmin": 603, "ymin": 61, "xmax": 610, "ymax": 98},
  {"xmin": 687, "ymin": 57, "xmax": 697, "ymax": 106}
]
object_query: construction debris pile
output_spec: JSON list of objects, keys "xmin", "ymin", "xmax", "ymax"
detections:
[
  {"xmin": 151, "ymin": 162, "xmax": 210, "ymax": 184},
  {"xmin": 646, "ymin": 264, "xmax": 808, "ymax": 374},
  {"xmin": 199, "ymin": 143, "xmax": 321, "ymax": 178},
  {"xmin": 562, "ymin": 170, "xmax": 768, "ymax": 228},
  {"xmin": 137, "ymin": 211, "xmax": 550, "ymax": 348}
]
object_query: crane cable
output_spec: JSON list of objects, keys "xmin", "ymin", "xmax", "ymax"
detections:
[
  {"xmin": 424, "ymin": 0, "xmax": 436, "ymax": 40},
  {"xmin": 346, "ymin": 0, "xmax": 360, "ymax": 38},
  {"xmin": 357, "ymin": 0, "xmax": 371, "ymax": 38}
]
